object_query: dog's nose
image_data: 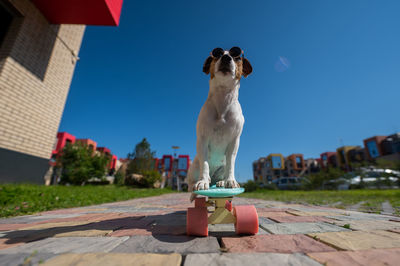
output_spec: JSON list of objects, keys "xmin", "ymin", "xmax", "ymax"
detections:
[{"xmin": 221, "ymin": 54, "xmax": 232, "ymax": 63}]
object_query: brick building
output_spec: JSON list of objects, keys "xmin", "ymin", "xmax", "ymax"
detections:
[{"xmin": 0, "ymin": 0, "xmax": 123, "ymax": 183}]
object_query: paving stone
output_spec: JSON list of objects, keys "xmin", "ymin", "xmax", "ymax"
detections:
[
  {"xmin": 34, "ymin": 213, "xmax": 112, "ymax": 225},
  {"xmin": 21, "ymin": 221, "xmax": 91, "ymax": 230},
  {"xmin": 327, "ymin": 213, "xmax": 395, "ymax": 221},
  {"xmin": 143, "ymin": 212, "xmax": 187, "ymax": 226},
  {"xmin": 0, "ymin": 224, "xmax": 29, "ymax": 231},
  {"xmin": 308, "ymin": 230, "xmax": 400, "ymax": 251},
  {"xmin": 0, "ymin": 252, "xmax": 56, "ymax": 266},
  {"xmin": 148, "ymin": 225, "xmax": 187, "ymax": 235},
  {"xmin": 0, "ymin": 216, "xmax": 50, "ymax": 225},
  {"xmin": 0, "ymin": 239, "xmax": 23, "ymax": 251},
  {"xmin": 288, "ymin": 206, "xmax": 345, "ymax": 212},
  {"xmin": 208, "ymin": 223, "xmax": 235, "ymax": 233},
  {"xmin": 184, "ymin": 253, "xmax": 321, "ymax": 266},
  {"xmin": 41, "ymin": 253, "xmax": 182, "ymax": 266},
  {"xmin": 28, "ymin": 214, "xmax": 83, "ymax": 220},
  {"xmin": 258, "ymin": 211, "xmax": 293, "ymax": 218},
  {"xmin": 287, "ymin": 210, "xmax": 346, "ymax": 217},
  {"xmin": 256, "ymin": 208, "xmax": 289, "ymax": 212},
  {"xmin": 54, "ymin": 229, "xmax": 112, "ymax": 237},
  {"xmin": 308, "ymin": 248, "xmax": 400, "ymax": 266},
  {"xmin": 389, "ymin": 229, "xmax": 400, "ymax": 234},
  {"xmin": 332, "ymin": 220, "xmax": 400, "ymax": 231},
  {"xmin": 109, "ymin": 228, "xmax": 153, "ymax": 236},
  {"xmin": 260, "ymin": 222, "xmax": 349, "ymax": 235},
  {"xmin": 38, "ymin": 209, "xmax": 89, "ymax": 215},
  {"xmin": 111, "ymin": 235, "xmax": 220, "ymax": 254},
  {"xmin": 257, "ymin": 217, "xmax": 276, "ymax": 234},
  {"xmin": 85, "ymin": 215, "xmax": 151, "ymax": 230},
  {"xmin": 222, "ymin": 234, "xmax": 336, "ymax": 253},
  {"xmin": 0, "ymin": 237, "xmax": 129, "ymax": 254},
  {"xmin": 107, "ymin": 218, "xmax": 176, "ymax": 236},
  {"xmin": 259, "ymin": 217, "xmax": 275, "ymax": 224},
  {"xmin": 381, "ymin": 201, "xmax": 395, "ymax": 215},
  {"xmin": 269, "ymin": 216, "xmax": 335, "ymax": 223},
  {"xmin": 346, "ymin": 201, "xmax": 365, "ymax": 212}
]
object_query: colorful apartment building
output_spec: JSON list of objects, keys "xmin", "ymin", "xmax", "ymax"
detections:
[
  {"xmin": 253, "ymin": 154, "xmax": 286, "ymax": 184},
  {"xmin": 336, "ymin": 146, "xmax": 359, "ymax": 170},
  {"xmin": 363, "ymin": 136, "xmax": 387, "ymax": 160},
  {"xmin": 320, "ymin": 152, "xmax": 337, "ymax": 169},
  {"xmin": 0, "ymin": 0, "xmax": 124, "ymax": 183},
  {"xmin": 253, "ymin": 132, "xmax": 400, "ymax": 182},
  {"xmin": 382, "ymin": 133, "xmax": 400, "ymax": 155},
  {"xmin": 148, "ymin": 154, "xmax": 190, "ymax": 190},
  {"xmin": 285, "ymin": 154, "xmax": 305, "ymax": 176}
]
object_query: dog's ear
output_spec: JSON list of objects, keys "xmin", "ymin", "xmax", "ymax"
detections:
[
  {"xmin": 242, "ymin": 58, "xmax": 253, "ymax": 77},
  {"xmin": 203, "ymin": 56, "xmax": 213, "ymax": 75}
]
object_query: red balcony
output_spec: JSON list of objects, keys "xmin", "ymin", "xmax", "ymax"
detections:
[
  {"xmin": 53, "ymin": 132, "xmax": 76, "ymax": 155},
  {"xmin": 76, "ymin": 139, "xmax": 97, "ymax": 151},
  {"xmin": 109, "ymin": 155, "xmax": 117, "ymax": 170},
  {"xmin": 97, "ymin": 147, "xmax": 111, "ymax": 155},
  {"xmin": 32, "ymin": 0, "xmax": 123, "ymax": 26}
]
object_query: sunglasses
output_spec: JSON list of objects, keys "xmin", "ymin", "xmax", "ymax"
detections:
[{"xmin": 212, "ymin": 47, "xmax": 242, "ymax": 58}]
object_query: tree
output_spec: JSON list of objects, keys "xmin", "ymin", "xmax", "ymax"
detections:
[
  {"xmin": 126, "ymin": 138, "xmax": 161, "ymax": 187},
  {"xmin": 57, "ymin": 142, "xmax": 110, "ymax": 185},
  {"xmin": 127, "ymin": 138, "xmax": 156, "ymax": 175},
  {"xmin": 375, "ymin": 159, "xmax": 400, "ymax": 171},
  {"xmin": 304, "ymin": 167, "xmax": 346, "ymax": 190}
]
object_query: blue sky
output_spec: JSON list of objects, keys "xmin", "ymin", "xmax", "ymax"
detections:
[{"xmin": 59, "ymin": 0, "xmax": 400, "ymax": 182}]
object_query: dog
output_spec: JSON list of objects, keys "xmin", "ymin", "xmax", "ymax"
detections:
[{"xmin": 187, "ymin": 47, "xmax": 252, "ymax": 199}]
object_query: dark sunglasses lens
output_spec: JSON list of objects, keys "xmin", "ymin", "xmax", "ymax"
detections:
[
  {"xmin": 212, "ymin": 48, "xmax": 224, "ymax": 57},
  {"xmin": 229, "ymin": 47, "xmax": 241, "ymax": 57}
]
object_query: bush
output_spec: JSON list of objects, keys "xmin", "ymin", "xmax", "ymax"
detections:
[
  {"xmin": 242, "ymin": 180, "xmax": 259, "ymax": 192},
  {"xmin": 303, "ymin": 167, "xmax": 346, "ymax": 190},
  {"xmin": 57, "ymin": 143, "xmax": 110, "ymax": 185},
  {"xmin": 125, "ymin": 170, "xmax": 161, "ymax": 188},
  {"xmin": 261, "ymin": 183, "xmax": 278, "ymax": 190},
  {"xmin": 114, "ymin": 169, "xmax": 125, "ymax": 186},
  {"xmin": 140, "ymin": 170, "xmax": 162, "ymax": 188}
]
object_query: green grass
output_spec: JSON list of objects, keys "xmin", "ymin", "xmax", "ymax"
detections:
[
  {"xmin": 240, "ymin": 189, "xmax": 400, "ymax": 215},
  {"xmin": 0, "ymin": 184, "xmax": 174, "ymax": 217}
]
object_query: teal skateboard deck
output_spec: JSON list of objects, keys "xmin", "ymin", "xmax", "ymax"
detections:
[{"xmin": 194, "ymin": 185, "xmax": 244, "ymax": 197}]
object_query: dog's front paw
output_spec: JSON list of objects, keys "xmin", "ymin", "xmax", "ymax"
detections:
[
  {"xmin": 225, "ymin": 179, "xmax": 240, "ymax": 188},
  {"xmin": 194, "ymin": 180, "xmax": 210, "ymax": 191},
  {"xmin": 216, "ymin": 181, "xmax": 225, "ymax": 187}
]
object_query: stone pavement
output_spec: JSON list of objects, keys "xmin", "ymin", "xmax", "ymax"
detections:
[{"xmin": 1, "ymin": 193, "xmax": 400, "ymax": 265}]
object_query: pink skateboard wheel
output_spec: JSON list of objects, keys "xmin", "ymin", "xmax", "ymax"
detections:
[{"xmin": 233, "ymin": 205, "xmax": 259, "ymax": 235}]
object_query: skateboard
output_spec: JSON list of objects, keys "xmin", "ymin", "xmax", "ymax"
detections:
[{"xmin": 186, "ymin": 185, "xmax": 259, "ymax": 236}]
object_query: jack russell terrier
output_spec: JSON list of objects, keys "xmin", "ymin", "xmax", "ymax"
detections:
[{"xmin": 188, "ymin": 47, "xmax": 252, "ymax": 198}]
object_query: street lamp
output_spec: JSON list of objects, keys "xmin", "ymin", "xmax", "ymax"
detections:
[{"xmin": 172, "ymin": 146, "xmax": 180, "ymax": 191}]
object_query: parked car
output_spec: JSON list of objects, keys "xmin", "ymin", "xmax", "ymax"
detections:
[
  {"xmin": 272, "ymin": 177, "xmax": 303, "ymax": 190},
  {"xmin": 322, "ymin": 178, "xmax": 350, "ymax": 190},
  {"xmin": 349, "ymin": 168, "xmax": 399, "ymax": 189}
]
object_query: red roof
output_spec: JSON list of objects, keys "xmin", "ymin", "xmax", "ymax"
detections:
[{"xmin": 32, "ymin": 0, "xmax": 123, "ymax": 26}]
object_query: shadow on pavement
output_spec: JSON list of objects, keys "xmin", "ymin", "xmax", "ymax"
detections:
[{"xmin": 1, "ymin": 211, "xmax": 196, "ymax": 245}]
